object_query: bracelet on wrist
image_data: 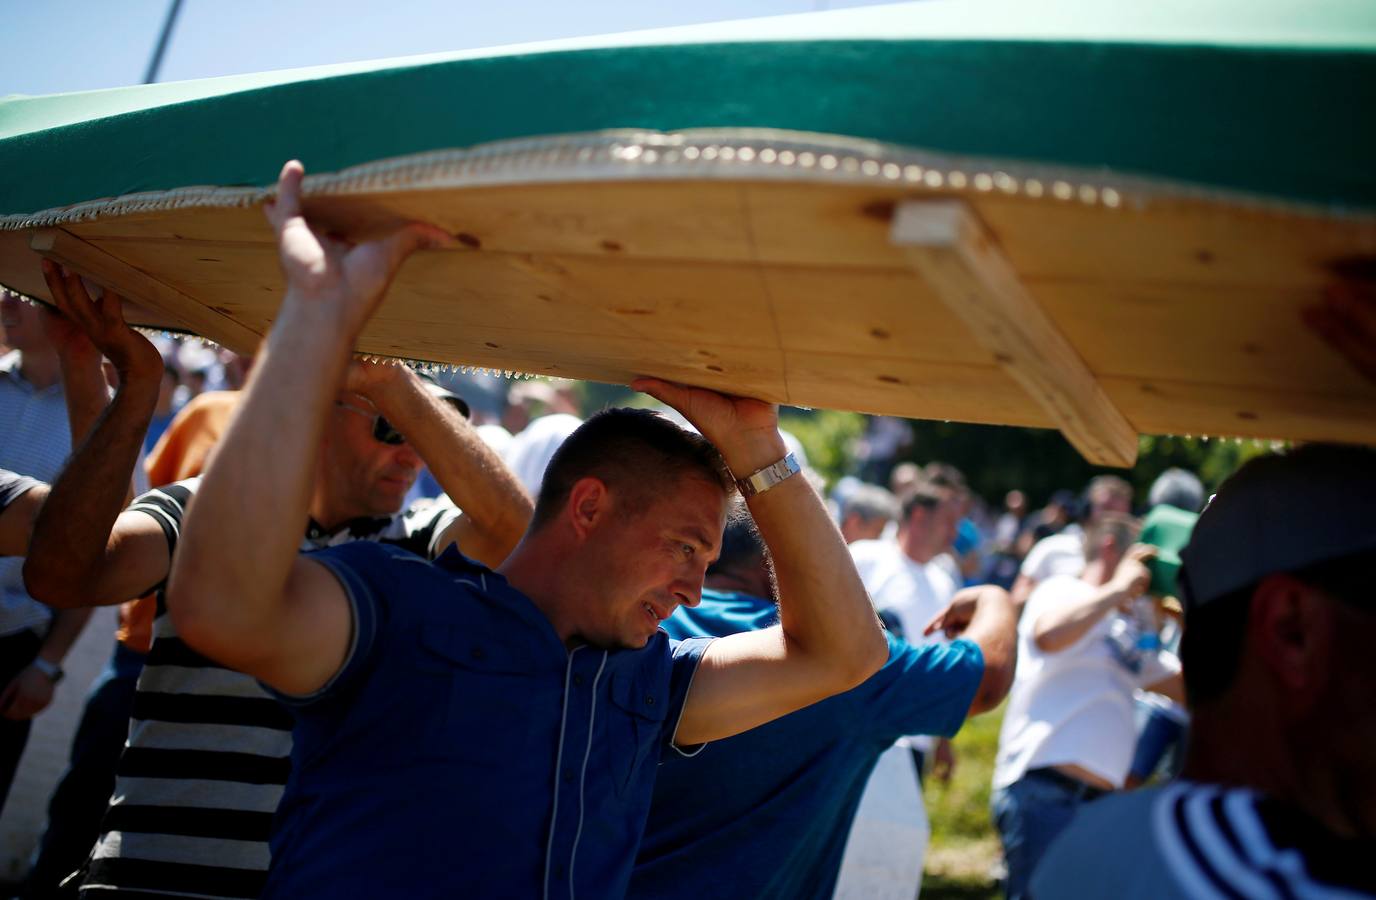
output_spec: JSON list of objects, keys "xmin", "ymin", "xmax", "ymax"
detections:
[{"xmin": 735, "ymin": 452, "xmax": 801, "ymax": 498}]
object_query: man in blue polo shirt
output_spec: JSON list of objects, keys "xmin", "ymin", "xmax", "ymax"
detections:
[
  {"xmin": 630, "ymin": 506, "xmax": 1017, "ymax": 900},
  {"xmin": 166, "ymin": 160, "xmax": 889, "ymax": 899}
]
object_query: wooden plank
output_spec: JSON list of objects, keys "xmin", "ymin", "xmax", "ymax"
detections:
[
  {"xmin": 1036, "ymin": 281, "xmax": 1376, "ymax": 392},
  {"xmin": 783, "ymin": 351, "xmax": 1050, "ymax": 429},
  {"xmin": 892, "ymin": 200, "xmax": 1139, "ymax": 467},
  {"xmin": 29, "ymin": 229, "xmax": 263, "ymax": 355},
  {"xmin": 1102, "ymin": 376, "xmax": 1376, "ymax": 446}
]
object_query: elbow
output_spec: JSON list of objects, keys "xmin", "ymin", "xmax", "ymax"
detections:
[
  {"xmin": 1032, "ymin": 629, "xmax": 1066, "ymax": 654},
  {"xmin": 969, "ymin": 654, "xmax": 1016, "ymax": 716},
  {"xmin": 838, "ymin": 625, "xmax": 889, "ymax": 692},
  {"xmin": 23, "ymin": 558, "xmax": 86, "ymax": 610},
  {"xmin": 164, "ymin": 565, "xmax": 215, "ymax": 659}
]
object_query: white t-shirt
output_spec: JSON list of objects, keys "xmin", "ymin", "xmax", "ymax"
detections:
[
  {"xmin": 993, "ymin": 575, "xmax": 1180, "ymax": 790},
  {"xmin": 1018, "ymin": 530, "xmax": 1086, "ymax": 583},
  {"xmin": 849, "ymin": 539, "xmax": 957, "ymax": 644}
]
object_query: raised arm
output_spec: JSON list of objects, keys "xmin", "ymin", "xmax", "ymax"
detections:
[
  {"xmin": 346, "ymin": 364, "xmax": 532, "ymax": 566},
  {"xmin": 23, "ymin": 263, "xmax": 171, "ymax": 609},
  {"xmin": 0, "ymin": 480, "xmax": 47, "ymax": 558},
  {"xmin": 635, "ymin": 379, "xmax": 888, "ymax": 746},
  {"xmin": 167, "ymin": 160, "xmax": 448, "ymax": 694},
  {"xmin": 1031, "ymin": 546, "xmax": 1152, "ymax": 653},
  {"xmin": 925, "ymin": 585, "xmax": 1019, "ymax": 715}
]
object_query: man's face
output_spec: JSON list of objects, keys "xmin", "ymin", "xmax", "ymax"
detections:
[
  {"xmin": 937, "ymin": 490, "xmax": 961, "ymax": 548},
  {"xmin": 582, "ymin": 475, "xmax": 728, "ymax": 649},
  {"xmin": 841, "ymin": 512, "xmax": 886, "ymax": 545},
  {"xmin": 1089, "ymin": 484, "xmax": 1131, "ymax": 522},
  {"xmin": 1311, "ymin": 590, "xmax": 1376, "ymax": 835},
  {"xmin": 319, "ymin": 396, "xmax": 423, "ymax": 521},
  {"xmin": 0, "ymin": 292, "xmax": 48, "ymax": 354}
]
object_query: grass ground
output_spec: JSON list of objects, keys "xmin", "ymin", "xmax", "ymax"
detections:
[{"xmin": 921, "ymin": 705, "xmax": 1005, "ymax": 899}]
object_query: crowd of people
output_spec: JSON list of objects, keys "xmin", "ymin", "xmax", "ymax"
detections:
[{"xmin": 0, "ymin": 160, "xmax": 1371, "ymax": 899}]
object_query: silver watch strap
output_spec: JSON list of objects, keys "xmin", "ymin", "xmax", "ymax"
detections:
[
  {"xmin": 30, "ymin": 657, "xmax": 63, "ymax": 682},
  {"xmin": 736, "ymin": 452, "xmax": 801, "ymax": 498}
]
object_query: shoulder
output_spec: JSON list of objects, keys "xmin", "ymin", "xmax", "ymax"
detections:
[
  {"xmin": 848, "ymin": 539, "xmax": 898, "ymax": 571},
  {"xmin": 847, "ymin": 538, "xmax": 891, "ymax": 560},
  {"xmin": 127, "ymin": 477, "xmax": 202, "ymax": 528},
  {"xmin": 310, "ymin": 539, "xmax": 435, "ymax": 574},
  {"xmin": 924, "ymin": 559, "xmax": 958, "ymax": 596},
  {"xmin": 174, "ymin": 389, "xmax": 239, "ymax": 421},
  {"xmin": 0, "ymin": 468, "xmax": 42, "ymax": 510},
  {"xmin": 1027, "ymin": 574, "xmax": 1090, "ymax": 608},
  {"xmin": 1020, "ymin": 576, "xmax": 1091, "ymax": 640}
]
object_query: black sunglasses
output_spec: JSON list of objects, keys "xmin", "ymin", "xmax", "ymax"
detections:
[{"xmin": 336, "ymin": 401, "xmax": 407, "ymax": 445}]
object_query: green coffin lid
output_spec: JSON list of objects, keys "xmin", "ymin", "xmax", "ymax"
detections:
[{"xmin": 2, "ymin": 0, "xmax": 1374, "ymax": 219}]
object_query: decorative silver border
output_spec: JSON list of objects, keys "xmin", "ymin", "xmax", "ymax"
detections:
[{"xmin": 5, "ymin": 128, "xmax": 1372, "ymax": 230}]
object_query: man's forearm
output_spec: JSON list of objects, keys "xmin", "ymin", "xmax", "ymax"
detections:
[
  {"xmin": 1032, "ymin": 583, "xmax": 1126, "ymax": 653},
  {"xmin": 368, "ymin": 373, "xmax": 532, "ymax": 564},
  {"xmin": 169, "ymin": 302, "xmax": 350, "ymax": 643},
  {"xmin": 26, "ymin": 376, "xmax": 158, "ymax": 608},
  {"xmin": 37, "ymin": 607, "xmax": 95, "ymax": 666},
  {"xmin": 734, "ymin": 438, "xmax": 887, "ymax": 687},
  {"xmin": 56, "ymin": 348, "xmax": 111, "ymax": 448}
]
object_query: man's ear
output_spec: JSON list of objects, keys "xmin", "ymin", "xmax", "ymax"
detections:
[
  {"xmin": 565, "ymin": 477, "xmax": 610, "ymax": 540},
  {"xmin": 1249, "ymin": 574, "xmax": 1333, "ymax": 709}
]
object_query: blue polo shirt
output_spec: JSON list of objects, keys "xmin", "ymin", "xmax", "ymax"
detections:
[
  {"xmin": 630, "ymin": 589, "xmax": 983, "ymax": 900},
  {"xmin": 263, "ymin": 542, "xmax": 712, "ymax": 900}
]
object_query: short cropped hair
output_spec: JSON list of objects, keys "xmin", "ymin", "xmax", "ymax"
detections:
[
  {"xmin": 1149, "ymin": 468, "xmax": 1205, "ymax": 513},
  {"xmin": 531, "ymin": 408, "xmax": 732, "ymax": 528},
  {"xmin": 923, "ymin": 462, "xmax": 968, "ymax": 493},
  {"xmin": 1088, "ymin": 474, "xmax": 1133, "ymax": 503},
  {"xmin": 900, "ymin": 480, "xmax": 945, "ymax": 521},
  {"xmin": 708, "ymin": 502, "xmax": 770, "ymax": 578},
  {"xmin": 842, "ymin": 484, "xmax": 901, "ymax": 525}
]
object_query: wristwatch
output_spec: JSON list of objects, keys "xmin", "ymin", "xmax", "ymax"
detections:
[
  {"xmin": 736, "ymin": 452, "xmax": 801, "ymax": 498},
  {"xmin": 30, "ymin": 657, "xmax": 64, "ymax": 684}
]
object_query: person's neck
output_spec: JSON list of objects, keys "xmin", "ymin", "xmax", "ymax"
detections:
[
  {"xmin": 499, "ymin": 535, "xmax": 582, "ymax": 648},
  {"xmin": 898, "ymin": 530, "xmax": 935, "ymax": 565},
  {"xmin": 307, "ymin": 494, "xmax": 377, "ymax": 535},
  {"xmin": 1184, "ymin": 701, "xmax": 1362, "ymax": 838},
  {"xmin": 1081, "ymin": 558, "xmax": 1112, "ymax": 586},
  {"xmin": 17, "ymin": 349, "xmax": 59, "ymax": 391}
]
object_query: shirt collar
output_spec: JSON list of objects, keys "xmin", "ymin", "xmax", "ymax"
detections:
[{"xmin": 305, "ymin": 515, "xmax": 393, "ymax": 543}]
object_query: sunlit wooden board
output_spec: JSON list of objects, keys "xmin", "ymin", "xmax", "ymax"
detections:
[{"xmin": 4, "ymin": 136, "xmax": 1373, "ymax": 463}]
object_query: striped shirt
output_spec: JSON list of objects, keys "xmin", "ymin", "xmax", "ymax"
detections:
[
  {"xmin": 0, "ymin": 350, "xmax": 71, "ymax": 636},
  {"xmin": 81, "ymin": 477, "xmax": 460, "ymax": 900},
  {"xmin": 1031, "ymin": 781, "xmax": 1374, "ymax": 899},
  {"xmin": 0, "ymin": 468, "xmax": 41, "ymax": 514}
]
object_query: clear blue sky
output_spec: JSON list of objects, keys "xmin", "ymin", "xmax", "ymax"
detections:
[{"xmin": 4, "ymin": 0, "xmax": 894, "ymax": 97}]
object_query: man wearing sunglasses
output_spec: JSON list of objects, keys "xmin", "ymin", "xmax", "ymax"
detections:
[{"xmin": 24, "ymin": 261, "xmax": 532, "ymax": 899}]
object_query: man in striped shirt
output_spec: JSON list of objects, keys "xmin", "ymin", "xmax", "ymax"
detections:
[
  {"xmin": 24, "ymin": 264, "xmax": 533, "ymax": 899},
  {"xmin": 1031, "ymin": 444, "xmax": 1376, "ymax": 899}
]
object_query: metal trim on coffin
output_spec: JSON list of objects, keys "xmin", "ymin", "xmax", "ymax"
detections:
[{"xmin": 5, "ymin": 128, "xmax": 1374, "ymax": 232}]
